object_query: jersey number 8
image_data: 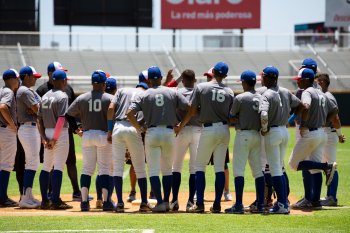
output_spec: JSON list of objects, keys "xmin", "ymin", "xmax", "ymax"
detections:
[
  {"xmin": 211, "ymin": 89, "xmax": 226, "ymax": 102},
  {"xmin": 88, "ymin": 99, "xmax": 102, "ymax": 112},
  {"xmin": 155, "ymin": 94, "xmax": 164, "ymax": 107}
]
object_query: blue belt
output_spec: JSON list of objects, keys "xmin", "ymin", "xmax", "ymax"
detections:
[
  {"xmin": 203, "ymin": 121, "xmax": 227, "ymax": 127},
  {"xmin": 309, "ymin": 128, "xmax": 318, "ymax": 131},
  {"xmin": 149, "ymin": 125, "xmax": 173, "ymax": 129},
  {"xmin": 1, "ymin": 125, "xmax": 7, "ymax": 128},
  {"xmin": 20, "ymin": 122, "xmax": 36, "ymax": 126}
]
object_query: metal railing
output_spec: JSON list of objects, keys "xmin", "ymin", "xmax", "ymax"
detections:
[{"xmin": 0, "ymin": 31, "xmax": 349, "ymax": 51}]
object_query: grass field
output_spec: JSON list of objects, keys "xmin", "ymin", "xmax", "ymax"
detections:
[{"xmin": 1, "ymin": 128, "xmax": 350, "ymax": 232}]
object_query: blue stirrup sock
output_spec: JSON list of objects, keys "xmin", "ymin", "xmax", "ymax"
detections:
[
  {"xmin": 0, "ymin": 170, "xmax": 10, "ymax": 202},
  {"xmin": 311, "ymin": 173, "xmax": 322, "ymax": 202},
  {"xmin": 188, "ymin": 174, "xmax": 196, "ymax": 203},
  {"xmin": 51, "ymin": 170, "xmax": 63, "ymax": 203},
  {"xmin": 234, "ymin": 176, "xmax": 244, "ymax": 206},
  {"xmin": 272, "ymin": 176, "xmax": 286, "ymax": 206},
  {"xmin": 23, "ymin": 169, "xmax": 36, "ymax": 195},
  {"xmin": 162, "ymin": 175, "xmax": 172, "ymax": 203},
  {"xmin": 195, "ymin": 171, "xmax": 205, "ymax": 205},
  {"xmin": 327, "ymin": 170, "xmax": 338, "ymax": 200},
  {"xmin": 149, "ymin": 176, "xmax": 162, "ymax": 204},
  {"xmin": 113, "ymin": 176, "xmax": 123, "ymax": 204},
  {"xmin": 255, "ymin": 176, "xmax": 265, "ymax": 209},
  {"xmin": 95, "ymin": 175, "xmax": 102, "ymax": 200},
  {"xmin": 297, "ymin": 161, "xmax": 328, "ymax": 171},
  {"xmin": 214, "ymin": 172, "xmax": 225, "ymax": 207},
  {"xmin": 302, "ymin": 170, "xmax": 313, "ymax": 201},
  {"xmin": 171, "ymin": 172, "xmax": 181, "ymax": 203},
  {"xmin": 137, "ymin": 177, "xmax": 148, "ymax": 204}
]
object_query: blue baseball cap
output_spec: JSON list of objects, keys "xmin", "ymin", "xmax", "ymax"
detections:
[
  {"xmin": 52, "ymin": 70, "xmax": 69, "ymax": 81},
  {"xmin": 106, "ymin": 77, "xmax": 117, "ymax": 91},
  {"xmin": 213, "ymin": 62, "xmax": 229, "ymax": 76},
  {"xmin": 47, "ymin": 62, "xmax": 67, "ymax": 73},
  {"xmin": 136, "ymin": 82, "xmax": 149, "ymax": 90},
  {"xmin": 301, "ymin": 58, "xmax": 317, "ymax": 73},
  {"xmin": 19, "ymin": 66, "xmax": 42, "ymax": 78},
  {"xmin": 293, "ymin": 68, "xmax": 315, "ymax": 80},
  {"xmin": 139, "ymin": 70, "xmax": 148, "ymax": 82},
  {"xmin": 3, "ymin": 69, "xmax": 19, "ymax": 80},
  {"xmin": 262, "ymin": 66, "xmax": 279, "ymax": 78},
  {"xmin": 148, "ymin": 66, "xmax": 162, "ymax": 80},
  {"xmin": 91, "ymin": 70, "xmax": 107, "ymax": 84},
  {"xmin": 240, "ymin": 70, "xmax": 256, "ymax": 81}
]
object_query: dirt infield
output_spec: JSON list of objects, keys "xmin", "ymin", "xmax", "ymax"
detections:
[{"xmin": 0, "ymin": 192, "xmax": 312, "ymax": 216}]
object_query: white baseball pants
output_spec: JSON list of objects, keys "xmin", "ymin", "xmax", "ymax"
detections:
[
  {"xmin": 42, "ymin": 128, "xmax": 69, "ymax": 172},
  {"xmin": 81, "ymin": 130, "xmax": 112, "ymax": 176},
  {"xmin": 233, "ymin": 130, "xmax": 263, "ymax": 179},
  {"xmin": 289, "ymin": 128, "xmax": 327, "ymax": 173},
  {"xmin": 172, "ymin": 126, "xmax": 201, "ymax": 174},
  {"xmin": 0, "ymin": 127, "xmax": 17, "ymax": 172},
  {"xmin": 112, "ymin": 121, "xmax": 147, "ymax": 178},
  {"xmin": 322, "ymin": 128, "xmax": 338, "ymax": 164},
  {"xmin": 196, "ymin": 123, "xmax": 230, "ymax": 173},
  {"xmin": 18, "ymin": 124, "xmax": 40, "ymax": 171},
  {"xmin": 145, "ymin": 126, "xmax": 175, "ymax": 177}
]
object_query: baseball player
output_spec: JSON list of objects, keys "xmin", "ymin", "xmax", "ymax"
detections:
[
  {"xmin": 37, "ymin": 70, "xmax": 72, "ymax": 210},
  {"xmin": 170, "ymin": 69, "xmax": 201, "ymax": 212},
  {"xmin": 0, "ymin": 69, "xmax": 20, "ymax": 208},
  {"xmin": 17, "ymin": 66, "xmax": 42, "ymax": 209},
  {"xmin": 316, "ymin": 73, "xmax": 345, "ymax": 206},
  {"xmin": 176, "ymin": 62, "xmax": 234, "ymax": 213},
  {"xmin": 107, "ymin": 74, "xmax": 153, "ymax": 213},
  {"xmin": 259, "ymin": 66, "xmax": 302, "ymax": 214},
  {"xmin": 225, "ymin": 70, "xmax": 265, "ymax": 214},
  {"xmin": 203, "ymin": 67, "xmax": 232, "ymax": 202},
  {"xmin": 65, "ymin": 70, "xmax": 113, "ymax": 211},
  {"xmin": 95, "ymin": 77, "xmax": 117, "ymax": 209},
  {"xmin": 36, "ymin": 61, "xmax": 84, "ymax": 202},
  {"xmin": 289, "ymin": 68, "xmax": 338, "ymax": 209},
  {"xmin": 127, "ymin": 66, "xmax": 189, "ymax": 213}
]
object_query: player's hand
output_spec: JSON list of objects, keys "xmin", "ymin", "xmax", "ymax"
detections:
[
  {"xmin": 107, "ymin": 131, "xmax": 112, "ymax": 144},
  {"xmin": 8, "ymin": 123, "xmax": 17, "ymax": 133},
  {"xmin": 75, "ymin": 129, "xmax": 83, "ymax": 137},
  {"xmin": 300, "ymin": 127, "xmax": 308, "ymax": 138},
  {"xmin": 42, "ymin": 137, "xmax": 52, "ymax": 150},
  {"xmin": 26, "ymin": 108, "xmax": 36, "ymax": 116},
  {"xmin": 174, "ymin": 124, "xmax": 182, "ymax": 136},
  {"xmin": 339, "ymin": 134, "xmax": 346, "ymax": 143},
  {"xmin": 163, "ymin": 69, "xmax": 174, "ymax": 86},
  {"xmin": 47, "ymin": 139, "xmax": 57, "ymax": 149},
  {"xmin": 229, "ymin": 116, "xmax": 238, "ymax": 124}
]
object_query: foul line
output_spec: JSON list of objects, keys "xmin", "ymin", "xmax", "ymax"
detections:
[{"xmin": 1, "ymin": 229, "xmax": 154, "ymax": 233}]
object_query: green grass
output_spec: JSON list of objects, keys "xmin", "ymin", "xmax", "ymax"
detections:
[{"xmin": 2, "ymin": 128, "xmax": 350, "ymax": 232}]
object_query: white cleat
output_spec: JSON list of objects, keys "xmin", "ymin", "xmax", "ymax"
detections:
[{"xmin": 224, "ymin": 191, "xmax": 233, "ymax": 201}]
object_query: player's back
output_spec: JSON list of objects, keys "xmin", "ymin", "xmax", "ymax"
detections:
[
  {"xmin": 68, "ymin": 90, "xmax": 113, "ymax": 131},
  {"xmin": 16, "ymin": 86, "xmax": 41, "ymax": 123},
  {"xmin": 114, "ymin": 87, "xmax": 143, "ymax": 121},
  {"xmin": 260, "ymin": 88, "xmax": 283, "ymax": 126},
  {"xmin": 40, "ymin": 89, "xmax": 68, "ymax": 128},
  {"xmin": 276, "ymin": 86, "xmax": 301, "ymax": 125},
  {"xmin": 193, "ymin": 81, "xmax": 234, "ymax": 123},
  {"xmin": 302, "ymin": 87, "xmax": 337, "ymax": 128},
  {"xmin": 0, "ymin": 87, "xmax": 16, "ymax": 125},
  {"xmin": 176, "ymin": 87, "xmax": 201, "ymax": 126},
  {"xmin": 232, "ymin": 91, "xmax": 261, "ymax": 131},
  {"xmin": 139, "ymin": 86, "xmax": 187, "ymax": 127}
]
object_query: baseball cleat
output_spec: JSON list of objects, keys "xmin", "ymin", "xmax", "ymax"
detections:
[
  {"xmin": 320, "ymin": 196, "xmax": 337, "ymax": 206},
  {"xmin": 152, "ymin": 203, "xmax": 167, "ymax": 213},
  {"xmin": 51, "ymin": 199, "xmax": 73, "ymax": 210},
  {"xmin": 95, "ymin": 200, "xmax": 103, "ymax": 209},
  {"xmin": 127, "ymin": 191, "xmax": 136, "ymax": 203},
  {"xmin": 269, "ymin": 202, "xmax": 289, "ymax": 214},
  {"xmin": 225, "ymin": 204, "xmax": 244, "ymax": 214},
  {"xmin": 114, "ymin": 202, "xmax": 125, "ymax": 213},
  {"xmin": 187, "ymin": 203, "xmax": 205, "ymax": 213},
  {"xmin": 186, "ymin": 201, "xmax": 194, "ymax": 212},
  {"xmin": 73, "ymin": 192, "xmax": 94, "ymax": 202},
  {"xmin": 0, "ymin": 198, "xmax": 19, "ymax": 208},
  {"xmin": 102, "ymin": 201, "xmax": 115, "ymax": 211},
  {"xmin": 291, "ymin": 198, "xmax": 312, "ymax": 210},
  {"xmin": 163, "ymin": 202, "xmax": 170, "ymax": 212},
  {"xmin": 19, "ymin": 196, "xmax": 40, "ymax": 209},
  {"xmin": 210, "ymin": 205, "xmax": 221, "ymax": 213},
  {"xmin": 246, "ymin": 200, "xmax": 257, "ymax": 212},
  {"xmin": 40, "ymin": 200, "xmax": 52, "ymax": 210},
  {"xmin": 80, "ymin": 201, "xmax": 90, "ymax": 212},
  {"xmin": 223, "ymin": 191, "xmax": 233, "ymax": 201},
  {"xmin": 325, "ymin": 162, "xmax": 337, "ymax": 186},
  {"xmin": 139, "ymin": 202, "xmax": 154, "ymax": 212},
  {"xmin": 169, "ymin": 200, "xmax": 179, "ymax": 211}
]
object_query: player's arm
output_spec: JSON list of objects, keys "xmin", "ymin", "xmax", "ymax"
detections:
[
  {"xmin": 0, "ymin": 103, "xmax": 16, "ymax": 132},
  {"xmin": 175, "ymin": 104, "xmax": 198, "ymax": 136},
  {"xmin": 127, "ymin": 109, "xmax": 143, "ymax": 133},
  {"xmin": 107, "ymin": 102, "xmax": 116, "ymax": 144},
  {"xmin": 259, "ymin": 95, "xmax": 269, "ymax": 135}
]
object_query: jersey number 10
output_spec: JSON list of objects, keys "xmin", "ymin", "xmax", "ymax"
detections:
[{"xmin": 88, "ymin": 99, "xmax": 102, "ymax": 112}]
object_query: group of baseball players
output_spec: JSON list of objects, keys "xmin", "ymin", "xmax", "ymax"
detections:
[{"xmin": 0, "ymin": 58, "xmax": 345, "ymax": 214}]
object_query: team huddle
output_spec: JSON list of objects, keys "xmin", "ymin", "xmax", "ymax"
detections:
[{"xmin": 0, "ymin": 58, "xmax": 345, "ymax": 214}]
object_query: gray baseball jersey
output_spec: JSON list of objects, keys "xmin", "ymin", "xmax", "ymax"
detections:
[
  {"xmin": 301, "ymin": 87, "xmax": 338, "ymax": 128},
  {"xmin": 324, "ymin": 91, "xmax": 338, "ymax": 128},
  {"xmin": 260, "ymin": 88, "xmax": 284, "ymax": 127},
  {"xmin": 67, "ymin": 90, "xmax": 113, "ymax": 131},
  {"xmin": 112, "ymin": 87, "xmax": 144, "ymax": 121},
  {"xmin": 16, "ymin": 86, "xmax": 41, "ymax": 123},
  {"xmin": 129, "ymin": 86, "xmax": 189, "ymax": 127},
  {"xmin": 231, "ymin": 91, "xmax": 262, "ymax": 131},
  {"xmin": 176, "ymin": 87, "xmax": 201, "ymax": 127},
  {"xmin": 0, "ymin": 87, "xmax": 16, "ymax": 126},
  {"xmin": 256, "ymin": 86, "xmax": 267, "ymax": 95},
  {"xmin": 190, "ymin": 81, "xmax": 234, "ymax": 123},
  {"xmin": 38, "ymin": 89, "xmax": 69, "ymax": 128},
  {"xmin": 276, "ymin": 86, "xmax": 301, "ymax": 125}
]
